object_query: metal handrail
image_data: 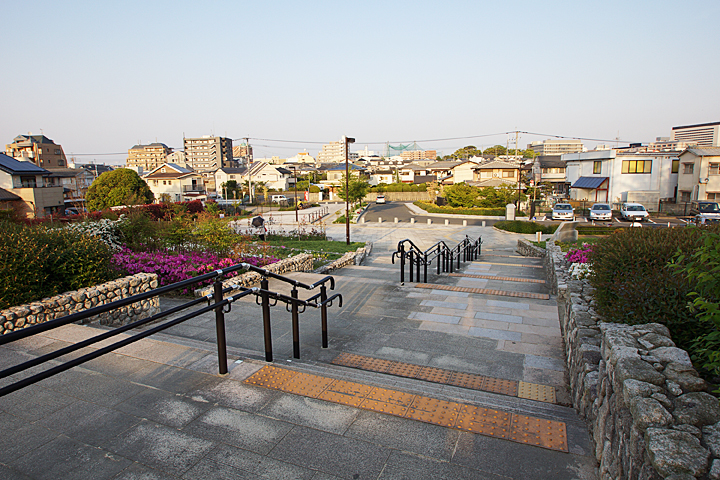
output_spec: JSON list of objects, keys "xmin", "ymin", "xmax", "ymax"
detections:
[
  {"xmin": 391, "ymin": 236, "xmax": 482, "ymax": 284},
  {"xmin": 0, "ymin": 262, "xmax": 341, "ymax": 397}
]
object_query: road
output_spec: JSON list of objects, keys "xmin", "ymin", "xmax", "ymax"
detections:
[{"xmin": 360, "ymin": 201, "xmax": 503, "ymax": 226}]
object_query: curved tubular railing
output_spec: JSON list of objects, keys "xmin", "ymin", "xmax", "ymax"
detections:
[
  {"xmin": 0, "ymin": 261, "xmax": 342, "ymax": 398},
  {"xmin": 391, "ymin": 236, "xmax": 482, "ymax": 284}
]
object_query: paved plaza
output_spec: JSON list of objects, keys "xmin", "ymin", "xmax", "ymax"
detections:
[{"xmin": 0, "ymin": 210, "xmax": 599, "ymax": 479}]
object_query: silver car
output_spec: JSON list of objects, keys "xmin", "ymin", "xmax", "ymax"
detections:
[
  {"xmin": 589, "ymin": 203, "xmax": 613, "ymax": 221},
  {"xmin": 620, "ymin": 203, "xmax": 649, "ymax": 222},
  {"xmin": 552, "ymin": 203, "xmax": 575, "ymax": 221}
]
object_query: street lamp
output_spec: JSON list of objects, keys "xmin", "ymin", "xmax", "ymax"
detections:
[{"xmin": 344, "ymin": 136, "xmax": 355, "ymax": 245}]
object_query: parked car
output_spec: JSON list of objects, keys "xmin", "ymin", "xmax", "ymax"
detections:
[
  {"xmin": 589, "ymin": 203, "xmax": 613, "ymax": 221},
  {"xmin": 552, "ymin": 203, "xmax": 575, "ymax": 221},
  {"xmin": 620, "ymin": 203, "xmax": 649, "ymax": 222},
  {"xmin": 376, "ymin": 195, "xmax": 386, "ymax": 204},
  {"xmin": 690, "ymin": 200, "xmax": 720, "ymax": 224},
  {"xmin": 271, "ymin": 194, "xmax": 288, "ymax": 203}
]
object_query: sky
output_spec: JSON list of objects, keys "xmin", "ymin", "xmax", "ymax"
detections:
[{"xmin": 2, "ymin": 0, "xmax": 719, "ymax": 164}]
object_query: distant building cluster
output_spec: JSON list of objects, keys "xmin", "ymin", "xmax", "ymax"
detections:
[{"xmin": 2, "ymin": 122, "xmax": 720, "ymax": 218}]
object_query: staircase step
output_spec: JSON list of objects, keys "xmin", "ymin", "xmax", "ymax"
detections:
[
  {"xmin": 245, "ymin": 365, "xmax": 569, "ymax": 453},
  {"xmin": 449, "ymin": 273, "xmax": 545, "ymax": 284},
  {"xmin": 472, "ymin": 261, "xmax": 543, "ymax": 269},
  {"xmin": 414, "ymin": 283, "xmax": 550, "ymax": 300}
]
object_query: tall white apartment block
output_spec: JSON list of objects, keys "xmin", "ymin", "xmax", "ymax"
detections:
[
  {"xmin": 528, "ymin": 139, "xmax": 584, "ymax": 156},
  {"xmin": 671, "ymin": 122, "xmax": 720, "ymax": 148},
  {"xmin": 316, "ymin": 139, "xmax": 348, "ymax": 163}
]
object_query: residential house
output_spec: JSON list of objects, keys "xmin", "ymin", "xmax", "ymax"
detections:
[
  {"xmin": 44, "ymin": 168, "xmax": 96, "ymax": 210},
  {"xmin": 676, "ymin": 148, "xmax": 720, "ymax": 202},
  {"xmin": 369, "ymin": 170, "xmax": 396, "ymax": 186},
  {"xmin": 5, "ymin": 134, "xmax": 68, "ymax": 169},
  {"xmin": 471, "ymin": 160, "xmax": 521, "ymax": 188},
  {"xmin": 425, "ymin": 161, "xmax": 460, "ymax": 183},
  {"xmin": 564, "ymin": 149, "xmax": 680, "ymax": 207},
  {"xmin": 448, "ymin": 160, "xmax": 480, "ymax": 184},
  {"xmin": 143, "ymin": 163, "xmax": 206, "ymax": 203},
  {"xmin": 320, "ymin": 164, "xmax": 366, "ymax": 190},
  {"xmin": 533, "ymin": 155, "xmax": 569, "ymax": 195},
  {"xmin": 0, "ymin": 153, "xmax": 64, "ymax": 217},
  {"xmin": 215, "ymin": 167, "xmax": 247, "ymax": 199}
]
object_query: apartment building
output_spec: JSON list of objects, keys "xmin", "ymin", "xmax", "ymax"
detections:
[
  {"xmin": 183, "ymin": 135, "xmax": 233, "ymax": 172},
  {"xmin": 0, "ymin": 153, "xmax": 64, "ymax": 218},
  {"xmin": 316, "ymin": 139, "xmax": 349, "ymax": 163},
  {"xmin": 400, "ymin": 149, "xmax": 437, "ymax": 161},
  {"xmin": 676, "ymin": 148, "xmax": 720, "ymax": 202},
  {"xmin": 671, "ymin": 122, "xmax": 720, "ymax": 148},
  {"xmin": 528, "ymin": 139, "xmax": 584, "ymax": 156},
  {"xmin": 126, "ymin": 143, "xmax": 172, "ymax": 172},
  {"xmin": 5, "ymin": 134, "xmax": 68, "ymax": 169}
]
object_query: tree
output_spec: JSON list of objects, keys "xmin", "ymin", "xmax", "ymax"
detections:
[
  {"xmin": 450, "ymin": 146, "xmax": 483, "ymax": 160},
  {"xmin": 483, "ymin": 145, "xmax": 507, "ymax": 156},
  {"xmin": 444, "ymin": 183, "xmax": 480, "ymax": 208},
  {"xmin": 221, "ymin": 180, "xmax": 239, "ymax": 199},
  {"xmin": 85, "ymin": 168, "xmax": 153, "ymax": 211},
  {"xmin": 337, "ymin": 173, "xmax": 370, "ymax": 205}
]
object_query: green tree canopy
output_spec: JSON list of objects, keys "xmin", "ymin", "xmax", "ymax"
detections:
[
  {"xmin": 483, "ymin": 145, "xmax": 507, "ymax": 156},
  {"xmin": 444, "ymin": 183, "xmax": 479, "ymax": 207},
  {"xmin": 337, "ymin": 173, "xmax": 370, "ymax": 204},
  {"xmin": 85, "ymin": 168, "xmax": 154, "ymax": 211},
  {"xmin": 449, "ymin": 146, "xmax": 483, "ymax": 160}
]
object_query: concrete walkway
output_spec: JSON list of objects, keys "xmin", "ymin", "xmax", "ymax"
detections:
[{"xmin": 0, "ymin": 223, "xmax": 597, "ymax": 479}]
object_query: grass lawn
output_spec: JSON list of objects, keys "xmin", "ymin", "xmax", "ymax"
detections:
[{"xmin": 263, "ymin": 237, "xmax": 366, "ymax": 269}]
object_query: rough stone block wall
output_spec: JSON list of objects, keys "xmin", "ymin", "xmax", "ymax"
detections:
[
  {"xmin": 0, "ymin": 273, "xmax": 160, "ymax": 334},
  {"xmin": 195, "ymin": 253, "xmax": 314, "ymax": 296},
  {"xmin": 531, "ymin": 238, "xmax": 720, "ymax": 480},
  {"xmin": 315, "ymin": 242, "xmax": 372, "ymax": 274}
]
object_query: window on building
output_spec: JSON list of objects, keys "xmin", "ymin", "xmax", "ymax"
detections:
[
  {"xmin": 672, "ymin": 160, "xmax": 679, "ymax": 174},
  {"xmin": 168, "ymin": 181, "xmax": 172, "ymax": 185},
  {"xmin": 708, "ymin": 193, "xmax": 719, "ymax": 201},
  {"xmin": 593, "ymin": 161, "xmax": 602, "ymax": 174},
  {"xmin": 163, "ymin": 180, "xmax": 167, "ymax": 185},
  {"xmin": 680, "ymin": 191, "xmax": 691, "ymax": 202},
  {"xmin": 480, "ymin": 171, "xmax": 491, "ymax": 178},
  {"xmin": 710, "ymin": 163, "xmax": 720, "ymax": 175},
  {"xmin": 20, "ymin": 176, "xmax": 37, "ymax": 188},
  {"xmin": 54, "ymin": 149, "xmax": 61, "ymax": 155},
  {"xmin": 683, "ymin": 163, "xmax": 694, "ymax": 174},
  {"xmin": 502, "ymin": 170, "xmax": 514, "ymax": 178},
  {"xmin": 57, "ymin": 159, "xmax": 64, "ymax": 167},
  {"xmin": 621, "ymin": 160, "xmax": 652, "ymax": 174}
]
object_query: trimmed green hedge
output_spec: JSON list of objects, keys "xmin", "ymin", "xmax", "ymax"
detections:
[
  {"xmin": 0, "ymin": 221, "xmax": 116, "ymax": 309},
  {"xmin": 495, "ymin": 220, "xmax": 557, "ymax": 234},
  {"xmin": 590, "ymin": 225, "xmax": 720, "ymax": 369},
  {"xmin": 576, "ymin": 226, "xmax": 623, "ymax": 236},
  {"xmin": 414, "ymin": 201, "xmax": 526, "ymax": 217}
]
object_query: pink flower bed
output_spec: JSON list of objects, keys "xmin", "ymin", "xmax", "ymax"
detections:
[
  {"xmin": 565, "ymin": 244, "xmax": 593, "ymax": 264},
  {"xmin": 111, "ymin": 248, "xmax": 280, "ymax": 293}
]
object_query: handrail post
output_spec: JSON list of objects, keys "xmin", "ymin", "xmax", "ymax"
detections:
[
  {"xmin": 399, "ymin": 243, "xmax": 406, "ymax": 284},
  {"xmin": 457, "ymin": 247, "xmax": 461, "ymax": 269},
  {"xmin": 291, "ymin": 287, "xmax": 300, "ymax": 359},
  {"xmin": 416, "ymin": 252, "xmax": 421, "ymax": 282},
  {"xmin": 261, "ymin": 277, "xmax": 273, "ymax": 362},
  {"xmin": 436, "ymin": 245, "xmax": 441, "ymax": 275},
  {"xmin": 213, "ymin": 276, "xmax": 228, "ymax": 375},
  {"xmin": 320, "ymin": 284, "xmax": 328, "ymax": 348},
  {"xmin": 449, "ymin": 251, "xmax": 454, "ymax": 273},
  {"xmin": 423, "ymin": 252, "xmax": 428, "ymax": 283},
  {"xmin": 408, "ymin": 249, "xmax": 414, "ymax": 283}
]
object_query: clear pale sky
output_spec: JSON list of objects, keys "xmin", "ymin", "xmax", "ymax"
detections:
[{"xmin": 3, "ymin": 0, "xmax": 719, "ymax": 164}]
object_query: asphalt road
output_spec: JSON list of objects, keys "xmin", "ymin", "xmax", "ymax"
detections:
[{"xmin": 360, "ymin": 201, "xmax": 504, "ymax": 226}]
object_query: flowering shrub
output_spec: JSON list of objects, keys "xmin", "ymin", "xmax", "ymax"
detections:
[
  {"xmin": 111, "ymin": 248, "xmax": 280, "ymax": 294},
  {"xmin": 565, "ymin": 244, "xmax": 593, "ymax": 264},
  {"xmin": 565, "ymin": 244, "xmax": 593, "ymax": 279},
  {"xmin": 64, "ymin": 215, "xmax": 127, "ymax": 250}
]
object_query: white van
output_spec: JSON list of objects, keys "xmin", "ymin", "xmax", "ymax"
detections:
[{"xmin": 271, "ymin": 195, "xmax": 288, "ymax": 203}]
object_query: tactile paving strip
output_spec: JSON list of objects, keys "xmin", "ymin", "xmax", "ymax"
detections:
[
  {"xmin": 331, "ymin": 353, "xmax": 552, "ymax": 404},
  {"xmin": 244, "ymin": 365, "xmax": 568, "ymax": 453},
  {"xmin": 518, "ymin": 381, "xmax": 557, "ymax": 403},
  {"xmin": 449, "ymin": 273, "xmax": 545, "ymax": 284},
  {"xmin": 414, "ymin": 283, "xmax": 550, "ymax": 300}
]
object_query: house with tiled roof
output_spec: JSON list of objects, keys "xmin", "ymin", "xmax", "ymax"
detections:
[
  {"xmin": 142, "ymin": 163, "xmax": 206, "ymax": 203},
  {"xmin": 0, "ymin": 153, "xmax": 64, "ymax": 217}
]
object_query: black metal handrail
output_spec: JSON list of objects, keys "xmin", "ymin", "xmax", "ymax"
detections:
[
  {"xmin": 391, "ymin": 236, "xmax": 482, "ymax": 284},
  {"xmin": 0, "ymin": 262, "xmax": 341, "ymax": 398}
]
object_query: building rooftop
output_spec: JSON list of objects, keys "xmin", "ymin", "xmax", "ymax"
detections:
[{"xmin": 0, "ymin": 153, "xmax": 49, "ymax": 174}]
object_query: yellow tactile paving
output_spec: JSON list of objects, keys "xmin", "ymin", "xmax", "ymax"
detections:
[
  {"xmin": 244, "ymin": 365, "xmax": 568, "ymax": 453},
  {"xmin": 414, "ymin": 283, "xmax": 550, "ymax": 300},
  {"xmin": 449, "ymin": 273, "xmax": 546, "ymax": 284},
  {"xmin": 331, "ymin": 353, "xmax": 552, "ymax": 404},
  {"xmin": 518, "ymin": 381, "xmax": 557, "ymax": 403}
]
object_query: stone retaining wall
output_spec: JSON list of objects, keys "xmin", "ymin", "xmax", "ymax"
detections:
[
  {"xmin": 0, "ymin": 273, "xmax": 160, "ymax": 334},
  {"xmin": 195, "ymin": 253, "xmax": 314, "ymax": 296},
  {"xmin": 315, "ymin": 242, "xmax": 372, "ymax": 274},
  {"xmin": 527, "ymin": 238, "xmax": 720, "ymax": 480}
]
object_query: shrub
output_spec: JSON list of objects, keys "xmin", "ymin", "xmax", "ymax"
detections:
[
  {"xmin": 494, "ymin": 220, "xmax": 557, "ymax": 234},
  {"xmin": 576, "ymin": 226, "xmax": 623, "ymax": 236},
  {"xmin": 590, "ymin": 225, "xmax": 720, "ymax": 351},
  {"xmin": 0, "ymin": 221, "xmax": 115, "ymax": 309}
]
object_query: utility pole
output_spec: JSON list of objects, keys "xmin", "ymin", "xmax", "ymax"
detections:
[
  {"xmin": 344, "ymin": 135, "xmax": 355, "ymax": 245},
  {"xmin": 245, "ymin": 137, "xmax": 253, "ymax": 204}
]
